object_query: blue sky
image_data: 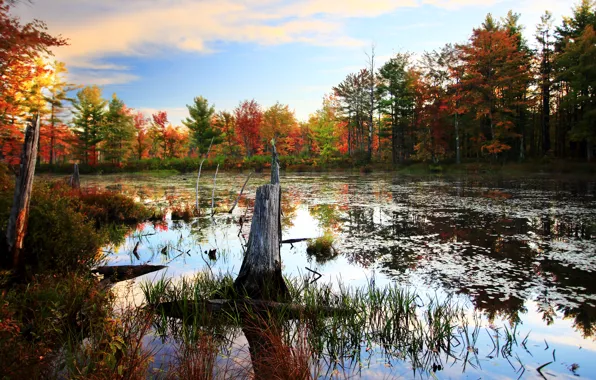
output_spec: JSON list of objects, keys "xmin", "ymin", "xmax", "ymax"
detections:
[{"xmin": 15, "ymin": 0, "xmax": 573, "ymax": 124}]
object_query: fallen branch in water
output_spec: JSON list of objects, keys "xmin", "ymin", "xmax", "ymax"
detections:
[
  {"xmin": 228, "ymin": 172, "xmax": 253, "ymax": 213},
  {"xmin": 92, "ymin": 264, "xmax": 167, "ymax": 283}
]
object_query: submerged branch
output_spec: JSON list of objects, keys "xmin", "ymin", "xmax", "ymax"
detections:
[{"xmin": 228, "ymin": 172, "xmax": 253, "ymax": 213}]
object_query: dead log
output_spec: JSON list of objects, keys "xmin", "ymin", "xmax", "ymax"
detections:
[
  {"xmin": 4, "ymin": 115, "xmax": 40, "ymax": 273},
  {"xmin": 69, "ymin": 163, "xmax": 80, "ymax": 189},
  {"xmin": 92, "ymin": 264, "xmax": 166, "ymax": 283},
  {"xmin": 233, "ymin": 140, "xmax": 288, "ymax": 300}
]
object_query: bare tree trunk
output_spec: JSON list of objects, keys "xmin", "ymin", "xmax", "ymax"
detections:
[
  {"xmin": 233, "ymin": 140, "xmax": 288, "ymax": 301},
  {"xmin": 4, "ymin": 115, "xmax": 40, "ymax": 273}
]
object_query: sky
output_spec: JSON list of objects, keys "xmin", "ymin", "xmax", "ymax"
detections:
[{"xmin": 14, "ymin": 0, "xmax": 575, "ymax": 125}]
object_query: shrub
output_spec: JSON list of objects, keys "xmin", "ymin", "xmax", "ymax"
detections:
[{"xmin": 0, "ymin": 273, "xmax": 112, "ymax": 378}]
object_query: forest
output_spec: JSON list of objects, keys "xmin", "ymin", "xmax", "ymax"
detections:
[{"xmin": 1, "ymin": 0, "xmax": 596, "ymax": 171}]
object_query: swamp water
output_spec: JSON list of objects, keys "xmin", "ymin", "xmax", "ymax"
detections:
[{"xmin": 85, "ymin": 172, "xmax": 596, "ymax": 379}]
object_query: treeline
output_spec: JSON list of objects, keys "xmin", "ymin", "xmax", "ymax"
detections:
[
  {"xmin": 1, "ymin": 1, "xmax": 595, "ymax": 169},
  {"xmin": 336, "ymin": 3, "xmax": 596, "ymax": 164}
]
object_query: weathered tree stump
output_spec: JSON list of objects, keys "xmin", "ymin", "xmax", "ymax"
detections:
[
  {"xmin": 233, "ymin": 140, "xmax": 288, "ymax": 301},
  {"xmin": 3, "ymin": 115, "xmax": 40, "ymax": 273},
  {"xmin": 233, "ymin": 184, "xmax": 288, "ymax": 300}
]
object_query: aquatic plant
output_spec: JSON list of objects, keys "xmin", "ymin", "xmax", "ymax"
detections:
[
  {"xmin": 306, "ymin": 231, "xmax": 336, "ymax": 262},
  {"xmin": 140, "ymin": 272, "xmax": 500, "ymax": 377}
]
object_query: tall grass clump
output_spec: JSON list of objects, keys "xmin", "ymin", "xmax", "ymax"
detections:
[{"xmin": 141, "ymin": 271, "xmax": 472, "ymax": 377}]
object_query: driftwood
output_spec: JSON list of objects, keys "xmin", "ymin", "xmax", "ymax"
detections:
[
  {"xmin": 155, "ymin": 298, "xmax": 349, "ymax": 320},
  {"xmin": 4, "ymin": 115, "xmax": 40, "ymax": 272},
  {"xmin": 195, "ymin": 137, "xmax": 214, "ymax": 212},
  {"xmin": 92, "ymin": 264, "xmax": 166, "ymax": 283},
  {"xmin": 228, "ymin": 172, "xmax": 253, "ymax": 213}
]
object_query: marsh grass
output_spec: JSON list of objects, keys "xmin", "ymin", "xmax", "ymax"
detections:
[{"xmin": 139, "ymin": 271, "xmax": 526, "ymax": 377}]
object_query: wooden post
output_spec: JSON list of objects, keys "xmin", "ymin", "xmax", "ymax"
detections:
[
  {"xmin": 5, "ymin": 114, "xmax": 40, "ymax": 273},
  {"xmin": 233, "ymin": 140, "xmax": 288, "ymax": 300}
]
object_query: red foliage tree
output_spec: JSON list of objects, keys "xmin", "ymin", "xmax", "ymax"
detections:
[
  {"xmin": 150, "ymin": 111, "xmax": 169, "ymax": 158},
  {"xmin": 234, "ymin": 100, "xmax": 263, "ymax": 157}
]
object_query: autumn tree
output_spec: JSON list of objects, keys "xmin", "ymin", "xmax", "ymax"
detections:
[
  {"xmin": 163, "ymin": 125, "xmax": 188, "ymax": 158},
  {"xmin": 150, "ymin": 111, "xmax": 169, "ymax": 158},
  {"xmin": 183, "ymin": 96, "xmax": 221, "ymax": 155},
  {"xmin": 0, "ymin": 0, "xmax": 66, "ymax": 126},
  {"xmin": 261, "ymin": 102, "xmax": 298, "ymax": 155},
  {"xmin": 235, "ymin": 100, "xmax": 263, "ymax": 157},
  {"xmin": 43, "ymin": 61, "xmax": 76, "ymax": 165},
  {"xmin": 213, "ymin": 111, "xmax": 240, "ymax": 157},
  {"xmin": 458, "ymin": 15, "xmax": 532, "ymax": 157},
  {"xmin": 71, "ymin": 85, "xmax": 106, "ymax": 165},
  {"xmin": 132, "ymin": 111, "xmax": 151, "ymax": 160},
  {"xmin": 416, "ymin": 49, "xmax": 456, "ymax": 163}
]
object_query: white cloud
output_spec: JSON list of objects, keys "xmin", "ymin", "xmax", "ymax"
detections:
[
  {"xmin": 68, "ymin": 71, "xmax": 139, "ymax": 86},
  {"xmin": 13, "ymin": 0, "xmax": 526, "ymax": 76},
  {"xmin": 12, "ymin": 0, "xmax": 568, "ymax": 113}
]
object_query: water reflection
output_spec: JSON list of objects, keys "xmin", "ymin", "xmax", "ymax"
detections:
[{"xmin": 89, "ymin": 172, "xmax": 596, "ymax": 377}]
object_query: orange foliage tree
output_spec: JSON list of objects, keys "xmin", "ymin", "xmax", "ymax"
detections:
[
  {"xmin": 133, "ymin": 111, "xmax": 151, "ymax": 160},
  {"xmin": 0, "ymin": 1, "xmax": 66, "ymax": 164},
  {"xmin": 458, "ymin": 17, "xmax": 531, "ymax": 156}
]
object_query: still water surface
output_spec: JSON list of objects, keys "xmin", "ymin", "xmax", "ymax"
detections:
[{"xmin": 85, "ymin": 172, "xmax": 596, "ymax": 379}]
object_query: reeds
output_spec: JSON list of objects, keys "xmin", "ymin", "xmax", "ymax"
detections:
[{"xmin": 140, "ymin": 271, "xmax": 517, "ymax": 377}]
